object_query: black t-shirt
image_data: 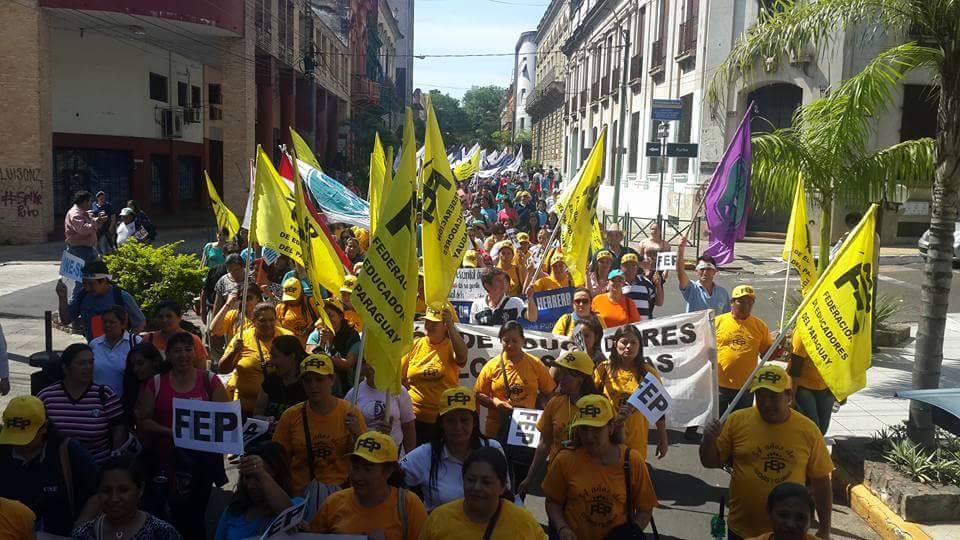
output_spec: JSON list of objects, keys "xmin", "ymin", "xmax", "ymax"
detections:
[{"xmin": 260, "ymin": 373, "xmax": 308, "ymax": 419}]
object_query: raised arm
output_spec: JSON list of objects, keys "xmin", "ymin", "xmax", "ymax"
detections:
[{"xmin": 676, "ymin": 237, "xmax": 691, "ymax": 291}]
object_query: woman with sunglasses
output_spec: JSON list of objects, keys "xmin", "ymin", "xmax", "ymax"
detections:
[{"xmin": 552, "ymin": 288, "xmax": 605, "ymax": 336}]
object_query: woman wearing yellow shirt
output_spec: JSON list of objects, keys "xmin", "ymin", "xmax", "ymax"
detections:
[
  {"xmin": 532, "ymin": 252, "xmax": 573, "ymax": 293},
  {"xmin": 595, "ymin": 324, "xmax": 669, "ymax": 460},
  {"xmin": 219, "ymin": 303, "xmax": 294, "ymax": 415},
  {"xmin": 272, "ymin": 354, "xmax": 365, "ymax": 496},
  {"xmin": 401, "ymin": 305, "xmax": 468, "ymax": 443},
  {"xmin": 517, "ymin": 351, "xmax": 598, "ymax": 498},
  {"xmin": 493, "ymin": 240, "xmax": 526, "ymax": 297},
  {"xmin": 789, "ymin": 332, "xmax": 835, "ymax": 435},
  {"xmin": 746, "ymin": 482, "xmax": 820, "ymax": 540},
  {"xmin": 421, "ymin": 447, "xmax": 546, "ymax": 540},
  {"xmin": 551, "ymin": 288, "xmax": 606, "ymax": 336},
  {"xmin": 209, "ymin": 287, "xmax": 260, "ymax": 342},
  {"xmin": 542, "ymin": 394, "xmax": 658, "ymax": 540},
  {"xmin": 308, "ymin": 431, "xmax": 427, "ymax": 539},
  {"xmin": 275, "ymin": 277, "xmax": 317, "ymax": 345}
]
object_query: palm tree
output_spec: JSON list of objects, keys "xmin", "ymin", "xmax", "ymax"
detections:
[{"xmin": 708, "ymin": 0, "xmax": 957, "ymax": 447}]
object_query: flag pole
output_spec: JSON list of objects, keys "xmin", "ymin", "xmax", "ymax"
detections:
[
  {"xmin": 350, "ymin": 333, "xmax": 366, "ymax": 407},
  {"xmin": 779, "ymin": 251, "xmax": 793, "ymax": 330}
]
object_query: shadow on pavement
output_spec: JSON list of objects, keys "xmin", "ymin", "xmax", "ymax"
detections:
[{"xmin": 649, "ymin": 465, "xmax": 727, "ymax": 509}]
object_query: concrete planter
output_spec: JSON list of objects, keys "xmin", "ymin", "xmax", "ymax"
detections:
[
  {"xmin": 875, "ymin": 324, "xmax": 912, "ymax": 347},
  {"xmin": 863, "ymin": 461, "xmax": 960, "ymax": 523}
]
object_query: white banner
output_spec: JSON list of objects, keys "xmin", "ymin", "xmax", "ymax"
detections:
[
  {"xmin": 506, "ymin": 408, "xmax": 543, "ymax": 448},
  {"xmin": 422, "ymin": 310, "xmax": 717, "ymax": 428},
  {"xmin": 627, "ymin": 372, "xmax": 673, "ymax": 425},
  {"xmin": 173, "ymin": 398, "xmax": 243, "ymax": 454}
]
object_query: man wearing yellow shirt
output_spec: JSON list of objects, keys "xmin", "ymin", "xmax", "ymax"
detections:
[
  {"xmin": 715, "ymin": 285, "xmax": 774, "ymax": 414},
  {"xmin": 699, "ymin": 365, "xmax": 833, "ymax": 540}
]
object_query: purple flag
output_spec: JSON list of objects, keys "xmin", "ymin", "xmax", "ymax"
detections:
[{"xmin": 703, "ymin": 106, "xmax": 753, "ymax": 266}]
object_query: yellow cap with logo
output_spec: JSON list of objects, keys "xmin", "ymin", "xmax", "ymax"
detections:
[
  {"xmin": 463, "ymin": 250, "xmax": 478, "ymax": 268},
  {"xmin": 516, "ymin": 232, "xmax": 530, "ymax": 242},
  {"xmin": 750, "ymin": 364, "xmax": 791, "ymax": 393},
  {"xmin": 281, "ymin": 277, "xmax": 303, "ymax": 302},
  {"xmin": 439, "ymin": 386, "xmax": 476, "ymax": 416},
  {"xmin": 554, "ymin": 351, "xmax": 595, "ymax": 377},
  {"xmin": 300, "ymin": 354, "xmax": 335, "ymax": 377},
  {"xmin": 595, "ymin": 250, "xmax": 613, "ymax": 261},
  {"xmin": 621, "ymin": 253, "xmax": 640, "ymax": 265},
  {"xmin": 570, "ymin": 395, "xmax": 615, "ymax": 429},
  {"xmin": 0, "ymin": 396, "xmax": 46, "ymax": 446},
  {"xmin": 340, "ymin": 274, "xmax": 357, "ymax": 294},
  {"xmin": 350, "ymin": 431, "xmax": 398, "ymax": 463},
  {"xmin": 731, "ymin": 285, "xmax": 756, "ymax": 299}
]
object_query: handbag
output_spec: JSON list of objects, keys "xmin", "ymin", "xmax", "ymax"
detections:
[{"xmin": 603, "ymin": 448, "xmax": 657, "ymax": 540}]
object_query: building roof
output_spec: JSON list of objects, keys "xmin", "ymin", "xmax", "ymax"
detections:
[{"xmin": 309, "ymin": 0, "xmax": 350, "ymax": 47}]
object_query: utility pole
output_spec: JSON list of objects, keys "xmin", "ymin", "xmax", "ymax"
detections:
[{"xmin": 611, "ymin": 26, "xmax": 631, "ymax": 221}]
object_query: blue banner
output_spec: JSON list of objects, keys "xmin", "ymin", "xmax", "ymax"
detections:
[
  {"xmin": 520, "ymin": 287, "xmax": 574, "ymax": 332},
  {"xmin": 296, "ymin": 161, "xmax": 371, "ymax": 228}
]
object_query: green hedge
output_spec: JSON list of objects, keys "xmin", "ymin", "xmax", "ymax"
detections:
[{"xmin": 103, "ymin": 241, "xmax": 207, "ymax": 318}]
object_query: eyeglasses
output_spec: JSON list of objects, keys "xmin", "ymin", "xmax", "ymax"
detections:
[{"xmin": 573, "ymin": 299, "xmax": 590, "ymax": 305}]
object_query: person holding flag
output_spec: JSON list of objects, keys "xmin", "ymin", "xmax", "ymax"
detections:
[
  {"xmin": 714, "ymin": 285, "xmax": 775, "ymax": 415},
  {"xmin": 531, "ymin": 252, "xmax": 574, "ymax": 293}
]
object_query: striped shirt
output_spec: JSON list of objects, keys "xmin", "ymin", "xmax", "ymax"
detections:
[
  {"xmin": 37, "ymin": 382, "xmax": 124, "ymax": 464},
  {"xmin": 623, "ymin": 275, "xmax": 657, "ymax": 319}
]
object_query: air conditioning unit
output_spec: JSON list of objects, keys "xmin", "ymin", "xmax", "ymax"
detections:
[
  {"xmin": 160, "ymin": 108, "xmax": 183, "ymax": 138},
  {"xmin": 184, "ymin": 107, "xmax": 203, "ymax": 124}
]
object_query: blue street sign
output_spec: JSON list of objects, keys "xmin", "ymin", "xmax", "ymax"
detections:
[{"xmin": 652, "ymin": 99, "xmax": 683, "ymax": 121}]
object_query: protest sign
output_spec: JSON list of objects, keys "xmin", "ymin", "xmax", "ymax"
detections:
[
  {"xmin": 259, "ymin": 498, "xmax": 308, "ymax": 539},
  {"xmin": 656, "ymin": 252, "xmax": 679, "ymax": 271},
  {"xmin": 627, "ymin": 372, "xmax": 673, "ymax": 424},
  {"xmin": 419, "ymin": 310, "xmax": 717, "ymax": 428},
  {"xmin": 448, "ymin": 268, "xmax": 486, "ymax": 320},
  {"xmin": 59, "ymin": 250, "xmax": 85, "ymax": 282},
  {"xmin": 172, "ymin": 398, "xmax": 243, "ymax": 454},
  {"xmin": 506, "ymin": 408, "xmax": 543, "ymax": 448},
  {"xmin": 242, "ymin": 417, "xmax": 270, "ymax": 446},
  {"xmin": 521, "ymin": 287, "xmax": 574, "ymax": 332}
]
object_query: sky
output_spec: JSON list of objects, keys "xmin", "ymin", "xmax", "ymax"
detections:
[{"xmin": 412, "ymin": 0, "xmax": 550, "ymax": 99}]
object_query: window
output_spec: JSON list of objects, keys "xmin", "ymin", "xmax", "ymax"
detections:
[
  {"xmin": 149, "ymin": 73, "xmax": 168, "ymax": 102},
  {"xmin": 901, "ymin": 85, "xmax": 938, "ymax": 142},
  {"xmin": 628, "ymin": 111, "xmax": 641, "ymax": 173},
  {"xmin": 676, "ymin": 93, "xmax": 693, "ymax": 173},
  {"xmin": 520, "ymin": 118, "xmax": 525, "ymax": 129},
  {"xmin": 208, "ymin": 84, "xmax": 222, "ymax": 105},
  {"xmin": 191, "ymin": 86, "xmax": 201, "ymax": 108},
  {"xmin": 177, "ymin": 82, "xmax": 188, "ymax": 107},
  {"xmin": 634, "ymin": 8, "xmax": 645, "ymax": 56}
]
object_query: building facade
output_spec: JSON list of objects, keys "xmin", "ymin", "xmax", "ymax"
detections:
[
  {"xmin": 557, "ymin": 0, "xmax": 935, "ymax": 242},
  {"xmin": 387, "ymin": 0, "xmax": 415, "ymax": 109},
  {"xmin": 0, "ymin": 0, "xmax": 354, "ymax": 244},
  {"xmin": 500, "ymin": 81, "xmax": 516, "ymax": 133},
  {"xmin": 513, "ymin": 31, "xmax": 538, "ymax": 133},
  {"xmin": 527, "ymin": 1, "xmax": 570, "ymax": 170}
]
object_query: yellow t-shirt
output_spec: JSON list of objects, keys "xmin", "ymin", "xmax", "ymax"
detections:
[
  {"xmin": 541, "ymin": 445, "xmax": 658, "ymax": 540},
  {"xmin": 220, "ymin": 309, "xmax": 254, "ymax": 341},
  {"xmin": 475, "ymin": 353, "xmax": 557, "ymax": 437},
  {"xmin": 344, "ymin": 309, "xmax": 363, "ymax": 332},
  {"xmin": 790, "ymin": 333, "xmax": 828, "ymax": 391},
  {"xmin": 276, "ymin": 302, "xmax": 313, "ymax": 345},
  {"xmin": 715, "ymin": 313, "xmax": 773, "ymax": 389},
  {"xmin": 223, "ymin": 325, "xmax": 294, "ymax": 414},
  {"xmin": 0, "ymin": 497, "xmax": 34, "ymax": 540},
  {"xmin": 532, "ymin": 274, "xmax": 572, "ymax": 293},
  {"xmin": 271, "ymin": 400, "xmax": 367, "ymax": 496},
  {"xmin": 307, "ymin": 486, "xmax": 427, "ymax": 539},
  {"xmin": 537, "ymin": 394, "xmax": 577, "ymax": 460},
  {"xmin": 497, "ymin": 261, "xmax": 527, "ymax": 297},
  {"xmin": 594, "ymin": 362, "xmax": 661, "ymax": 460},
  {"xmin": 716, "ymin": 408, "xmax": 834, "ymax": 538},
  {"xmin": 401, "ymin": 336, "xmax": 461, "ymax": 423},
  {"xmin": 551, "ymin": 313, "xmax": 606, "ymax": 336},
  {"xmin": 421, "ymin": 499, "xmax": 547, "ymax": 540}
]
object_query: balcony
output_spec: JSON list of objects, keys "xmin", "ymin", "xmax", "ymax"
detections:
[
  {"xmin": 40, "ymin": 0, "xmax": 244, "ymax": 35},
  {"xmin": 629, "ymin": 55, "xmax": 643, "ymax": 86},
  {"xmin": 610, "ymin": 68, "xmax": 620, "ymax": 99},
  {"xmin": 579, "ymin": 89, "xmax": 588, "ymax": 111},
  {"xmin": 569, "ymin": 94, "xmax": 577, "ymax": 116},
  {"xmin": 526, "ymin": 67, "xmax": 566, "ymax": 118},
  {"xmin": 255, "ymin": 21, "xmax": 272, "ymax": 52},
  {"xmin": 591, "ymin": 81, "xmax": 599, "ymax": 102},
  {"xmin": 600, "ymin": 75, "xmax": 610, "ymax": 100},
  {"xmin": 351, "ymin": 75, "xmax": 380, "ymax": 106},
  {"xmin": 676, "ymin": 16, "xmax": 698, "ymax": 61},
  {"xmin": 650, "ymin": 39, "xmax": 666, "ymax": 77}
]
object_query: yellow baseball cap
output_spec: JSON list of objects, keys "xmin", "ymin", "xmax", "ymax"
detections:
[
  {"xmin": 595, "ymin": 250, "xmax": 613, "ymax": 261},
  {"xmin": 340, "ymin": 274, "xmax": 357, "ymax": 294},
  {"xmin": 516, "ymin": 232, "xmax": 530, "ymax": 242},
  {"xmin": 494, "ymin": 240, "xmax": 514, "ymax": 252},
  {"xmin": 554, "ymin": 351, "xmax": 595, "ymax": 377},
  {"xmin": 281, "ymin": 277, "xmax": 303, "ymax": 302},
  {"xmin": 550, "ymin": 251, "xmax": 566, "ymax": 266},
  {"xmin": 463, "ymin": 250, "xmax": 478, "ymax": 268},
  {"xmin": 300, "ymin": 353, "xmax": 335, "ymax": 377},
  {"xmin": 424, "ymin": 304, "xmax": 449, "ymax": 323},
  {"xmin": 621, "ymin": 253, "xmax": 640, "ymax": 265},
  {"xmin": 750, "ymin": 364, "xmax": 791, "ymax": 393},
  {"xmin": 570, "ymin": 395, "xmax": 615, "ymax": 428},
  {"xmin": 732, "ymin": 285, "xmax": 756, "ymax": 299},
  {"xmin": 0, "ymin": 396, "xmax": 46, "ymax": 446},
  {"xmin": 350, "ymin": 431, "xmax": 398, "ymax": 464},
  {"xmin": 439, "ymin": 386, "xmax": 477, "ymax": 416}
]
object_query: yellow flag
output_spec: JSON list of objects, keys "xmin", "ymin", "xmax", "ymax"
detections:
[
  {"xmin": 420, "ymin": 95, "xmax": 469, "ymax": 309},
  {"xmin": 368, "ymin": 133, "xmax": 387, "ymax": 234},
  {"xmin": 290, "ymin": 128, "xmax": 323, "ymax": 172},
  {"xmin": 251, "ymin": 146, "xmax": 303, "ymax": 265},
  {"xmin": 453, "ymin": 148, "xmax": 481, "ymax": 181},
  {"xmin": 291, "ymin": 162, "xmax": 347, "ymax": 307},
  {"xmin": 350, "ymin": 108, "xmax": 419, "ymax": 393},
  {"xmin": 591, "ymin": 217, "xmax": 604, "ymax": 254},
  {"xmin": 204, "ymin": 171, "xmax": 240, "ymax": 240},
  {"xmin": 782, "ymin": 177, "xmax": 817, "ymax": 295},
  {"xmin": 794, "ymin": 205, "xmax": 877, "ymax": 401},
  {"xmin": 555, "ymin": 127, "xmax": 606, "ymax": 286}
]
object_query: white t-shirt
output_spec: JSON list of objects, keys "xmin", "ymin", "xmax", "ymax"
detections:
[
  {"xmin": 399, "ymin": 439, "xmax": 509, "ymax": 511},
  {"xmin": 343, "ymin": 383, "xmax": 416, "ymax": 451},
  {"xmin": 116, "ymin": 221, "xmax": 136, "ymax": 245},
  {"xmin": 469, "ymin": 295, "xmax": 526, "ymax": 326}
]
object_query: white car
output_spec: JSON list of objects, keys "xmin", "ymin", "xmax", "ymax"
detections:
[{"xmin": 918, "ymin": 223, "xmax": 960, "ymax": 262}]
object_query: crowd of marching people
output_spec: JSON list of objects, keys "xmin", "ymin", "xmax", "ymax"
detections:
[{"xmin": 0, "ymin": 167, "xmax": 837, "ymax": 540}]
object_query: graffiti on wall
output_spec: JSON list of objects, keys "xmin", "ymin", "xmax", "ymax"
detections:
[{"xmin": 0, "ymin": 167, "xmax": 44, "ymax": 218}]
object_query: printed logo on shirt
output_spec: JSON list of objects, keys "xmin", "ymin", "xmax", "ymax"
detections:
[
  {"xmin": 578, "ymin": 486, "xmax": 620, "ymax": 528},
  {"xmin": 373, "ymin": 400, "xmax": 386, "ymax": 421},
  {"xmin": 311, "ymin": 442, "xmax": 334, "ymax": 461},
  {"xmin": 751, "ymin": 443, "xmax": 796, "ymax": 484},
  {"xmin": 91, "ymin": 408, "xmax": 103, "ymax": 418},
  {"xmin": 729, "ymin": 331, "xmax": 750, "ymax": 352},
  {"xmin": 508, "ymin": 383, "xmax": 527, "ymax": 399},
  {"xmin": 422, "ymin": 365, "xmax": 441, "ymax": 378}
]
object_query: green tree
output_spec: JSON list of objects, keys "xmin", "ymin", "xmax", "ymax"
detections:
[
  {"xmin": 427, "ymin": 90, "xmax": 471, "ymax": 145},
  {"xmin": 103, "ymin": 241, "xmax": 207, "ymax": 320},
  {"xmin": 462, "ymin": 85, "xmax": 506, "ymax": 147},
  {"xmin": 708, "ymin": 0, "xmax": 957, "ymax": 447}
]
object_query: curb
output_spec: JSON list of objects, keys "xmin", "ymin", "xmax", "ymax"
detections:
[{"xmin": 849, "ymin": 484, "xmax": 931, "ymax": 540}]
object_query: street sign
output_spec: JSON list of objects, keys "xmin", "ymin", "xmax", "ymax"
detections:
[
  {"xmin": 652, "ymin": 99, "xmax": 683, "ymax": 121},
  {"xmin": 645, "ymin": 142, "xmax": 663, "ymax": 157},
  {"xmin": 666, "ymin": 143, "xmax": 699, "ymax": 158}
]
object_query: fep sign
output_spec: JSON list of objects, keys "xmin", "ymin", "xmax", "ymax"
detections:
[
  {"xmin": 656, "ymin": 252, "xmax": 679, "ymax": 271},
  {"xmin": 627, "ymin": 372, "xmax": 673, "ymax": 424},
  {"xmin": 173, "ymin": 398, "xmax": 243, "ymax": 454}
]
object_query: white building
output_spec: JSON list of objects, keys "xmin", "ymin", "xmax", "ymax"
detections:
[
  {"xmin": 387, "ymin": 0, "xmax": 415, "ymax": 108},
  {"xmin": 560, "ymin": 0, "xmax": 936, "ymax": 244},
  {"xmin": 513, "ymin": 31, "xmax": 538, "ymax": 133}
]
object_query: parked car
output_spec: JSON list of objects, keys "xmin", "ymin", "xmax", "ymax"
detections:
[{"xmin": 918, "ymin": 223, "xmax": 960, "ymax": 263}]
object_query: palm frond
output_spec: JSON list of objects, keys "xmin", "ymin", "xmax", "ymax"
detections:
[
  {"xmin": 838, "ymin": 138, "xmax": 937, "ymax": 205},
  {"xmin": 706, "ymin": 0, "xmax": 916, "ymax": 112},
  {"xmin": 751, "ymin": 130, "xmax": 830, "ymax": 212}
]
